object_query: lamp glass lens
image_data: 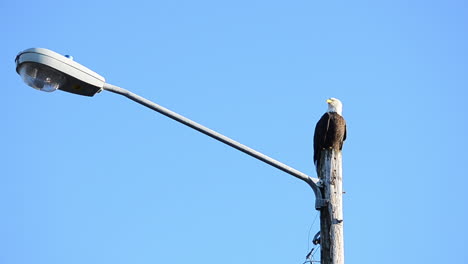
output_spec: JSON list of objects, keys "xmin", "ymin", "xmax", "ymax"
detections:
[{"xmin": 18, "ymin": 63, "xmax": 66, "ymax": 92}]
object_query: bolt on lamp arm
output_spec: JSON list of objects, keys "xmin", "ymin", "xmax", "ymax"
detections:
[{"xmin": 102, "ymin": 83, "xmax": 324, "ymax": 208}]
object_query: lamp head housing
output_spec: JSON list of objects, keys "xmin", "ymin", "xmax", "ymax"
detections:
[{"xmin": 15, "ymin": 48, "xmax": 105, "ymax": 96}]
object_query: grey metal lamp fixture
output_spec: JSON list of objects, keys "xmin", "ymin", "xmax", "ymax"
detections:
[
  {"xmin": 15, "ymin": 48, "xmax": 105, "ymax": 96},
  {"xmin": 15, "ymin": 47, "xmax": 324, "ymax": 208}
]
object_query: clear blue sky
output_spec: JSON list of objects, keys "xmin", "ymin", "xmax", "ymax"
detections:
[{"xmin": 2, "ymin": 0, "xmax": 468, "ymax": 263}]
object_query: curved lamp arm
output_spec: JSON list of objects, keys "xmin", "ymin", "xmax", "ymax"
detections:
[{"xmin": 103, "ymin": 83, "xmax": 325, "ymax": 209}]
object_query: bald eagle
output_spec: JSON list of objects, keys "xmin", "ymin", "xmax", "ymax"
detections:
[{"xmin": 313, "ymin": 98, "xmax": 347, "ymax": 170}]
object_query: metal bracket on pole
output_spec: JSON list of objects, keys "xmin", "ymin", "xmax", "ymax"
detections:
[
  {"xmin": 102, "ymin": 83, "xmax": 326, "ymax": 210},
  {"xmin": 307, "ymin": 177, "xmax": 327, "ymax": 210}
]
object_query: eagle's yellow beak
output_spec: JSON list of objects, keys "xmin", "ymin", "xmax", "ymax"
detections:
[{"xmin": 326, "ymin": 99, "xmax": 333, "ymax": 104}]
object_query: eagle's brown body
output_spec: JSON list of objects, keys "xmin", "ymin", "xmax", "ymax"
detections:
[{"xmin": 313, "ymin": 112, "xmax": 347, "ymax": 168}]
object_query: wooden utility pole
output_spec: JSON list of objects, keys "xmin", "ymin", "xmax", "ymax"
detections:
[{"xmin": 318, "ymin": 149, "xmax": 344, "ymax": 264}]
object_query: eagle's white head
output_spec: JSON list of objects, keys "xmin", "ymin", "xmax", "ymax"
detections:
[{"xmin": 326, "ymin": 98, "xmax": 343, "ymax": 116}]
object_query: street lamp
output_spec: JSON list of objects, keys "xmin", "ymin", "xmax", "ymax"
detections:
[
  {"xmin": 16, "ymin": 48, "xmax": 105, "ymax": 96},
  {"xmin": 15, "ymin": 47, "xmax": 324, "ymax": 208}
]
